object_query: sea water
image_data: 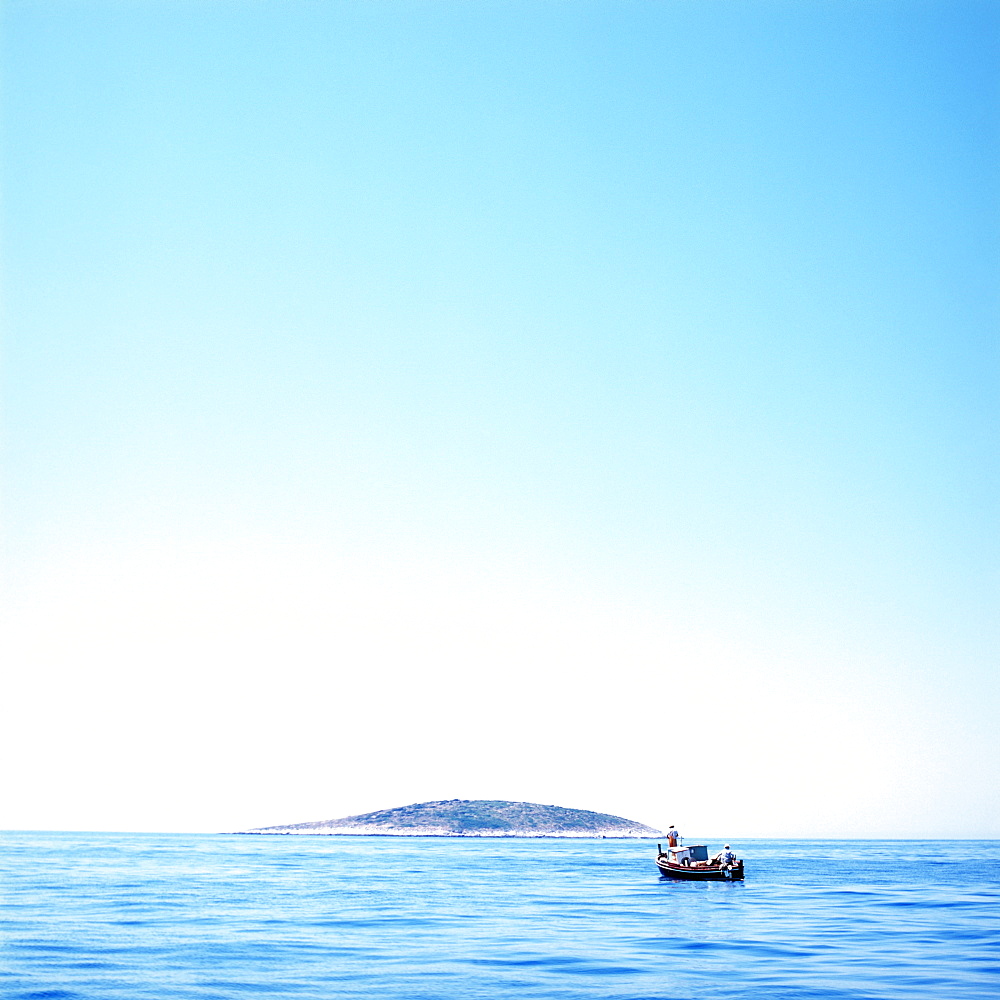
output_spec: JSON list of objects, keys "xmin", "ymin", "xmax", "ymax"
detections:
[{"xmin": 1, "ymin": 832, "xmax": 997, "ymax": 999}]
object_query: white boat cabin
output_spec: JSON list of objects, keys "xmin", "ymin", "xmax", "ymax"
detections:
[{"xmin": 668, "ymin": 844, "xmax": 709, "ymax": 865}]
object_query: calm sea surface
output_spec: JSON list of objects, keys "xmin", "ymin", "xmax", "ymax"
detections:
[{"xmin": 1, "ymin": 832, "xmax": 997, "ymax": 999}]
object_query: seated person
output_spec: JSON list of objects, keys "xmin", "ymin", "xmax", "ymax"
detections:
[{"xmin": 711, "ymin": 845, "xmax": 737, "ymax": 866}]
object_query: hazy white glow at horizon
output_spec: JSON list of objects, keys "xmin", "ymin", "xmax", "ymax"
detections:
[{"xmin": 4, "ymin": 535, "xmax": 990, "ymax": 838}]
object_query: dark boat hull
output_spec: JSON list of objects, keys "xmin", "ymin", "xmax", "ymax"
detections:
[{"xmin": 656, "ymin": 854, "xmax": 744, "ymax": 881}]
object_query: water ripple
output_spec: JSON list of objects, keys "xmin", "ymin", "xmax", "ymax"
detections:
[{"xmin": 1, "ymin": 833, "xmax": 997, "ymax": 1000}]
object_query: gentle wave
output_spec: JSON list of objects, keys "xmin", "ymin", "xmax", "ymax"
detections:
[{"xmin": 1, "ymin": 833, "xmax": 998, "ymax": 999}]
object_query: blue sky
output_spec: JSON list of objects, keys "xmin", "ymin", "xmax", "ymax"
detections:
[{"xmin": 2, "ymin": 0, "xmax": 997, "ymax": 837}]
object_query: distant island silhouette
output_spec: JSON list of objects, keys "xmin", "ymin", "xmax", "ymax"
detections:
[{"xmin": 240, "ymin": 799, "xmax": 661, "ymax": 838}]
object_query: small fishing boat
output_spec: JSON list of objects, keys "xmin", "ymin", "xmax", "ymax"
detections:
[{"xmin": 656, "ymin": 842, "xmax": 744, "ymax": 881}]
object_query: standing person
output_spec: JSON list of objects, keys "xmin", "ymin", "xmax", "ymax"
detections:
[{"xmin": 667, "ymin": 825, "xmax": 681, "ymax": 848}]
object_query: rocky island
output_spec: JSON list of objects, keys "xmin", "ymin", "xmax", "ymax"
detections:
[{"xmin": 241, "ymin": 799, "xmax": 661, "ymax": 838}]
